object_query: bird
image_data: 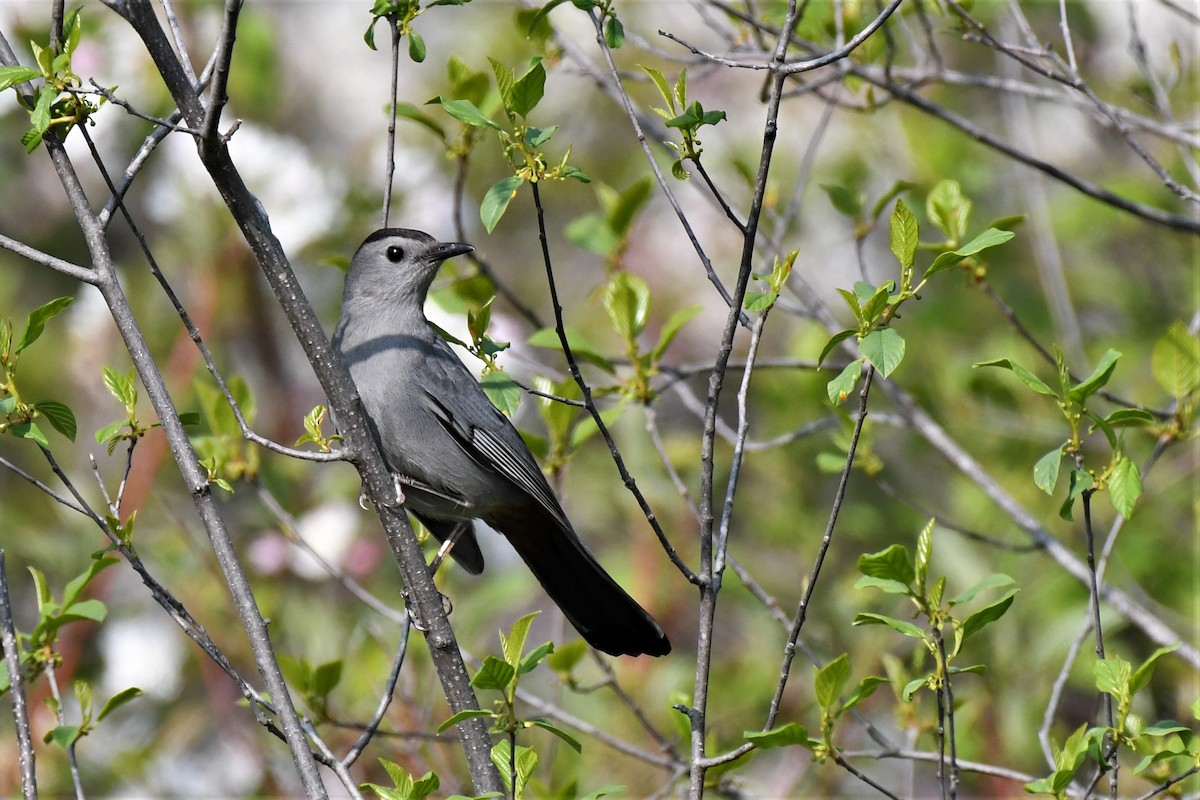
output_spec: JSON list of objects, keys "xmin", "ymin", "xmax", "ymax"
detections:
[{"xmin": 332, "ymin": 228, "xmax": 670, "ymax": 657}]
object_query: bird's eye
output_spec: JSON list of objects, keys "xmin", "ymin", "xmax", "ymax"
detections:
[{"xmin": 385, "ymin": 245, "xmax": 405, "ymax": 263}]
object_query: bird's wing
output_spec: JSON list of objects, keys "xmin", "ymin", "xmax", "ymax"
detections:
[{"xmin": 422, "ymin": 388, "xmax": 570, "ymax": 530}]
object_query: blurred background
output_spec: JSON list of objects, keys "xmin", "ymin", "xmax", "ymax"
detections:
[{"xmin": 0, "ymin": 0, "xmax": 1196, "ymax": 796}]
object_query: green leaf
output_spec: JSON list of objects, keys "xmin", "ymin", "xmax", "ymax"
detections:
[
  {"xmin": 437, "ymin": 708, "xmax": 493, "ymax": 733},
  {"xmin": 1033, "ymin": 445, "xmax": 1063, "ymax": 495},
  {"xmin": 640, "ymin": 65, "xmax": 674, "ymax": 110},
  {"xmin": 857, "ymin": 544, "xmax": 915, "ymax": 586},
  {"xmin": 62, "ymin": 556, "xmax": 117, "ymax": 609},
  {"xmin": 510, "ymin": 61, "xmax": 546, "ymax": 118},
  {"xmin": 312, "ymin": 660, "xmax": 343, "ymax": 697},
  {"xmin": 744, "ymin": 722, "xmax": 815, "ymax": 749},
  {"xmin": 1068, "ymin": 349, "xmax": 1121, "ymax": 403},
  {"xmin": 30, "ymin": 86, "xmax": 54, "ymax": 139},
  {"xmin": 923, "ymin": 228, "xmax": 1015, "ymax": 278},
  {"xmin": 407, "ymin": 31, "xmax": 426, "ymax": 63},
  {"xmin": 947, "ymin": 573, "xmax": 1014, "ymax": 606},
  {"xmin": 490, "ymin": 740, "xmax": 537, "ymax": 795},
  {"xmin": 926, "ymin": 179, "xmax": 971, "ymax": 243},
  {"xmin": 518, "ymin": 641, "xmax": 553, "ymax": 676},
  {"xmin": 34, "ymin": 400, "xmax": 76, "ymax": 441},
  {"xmin": 547, "ymin": 638, "xmax": 587, "ymax": 674},
  {"xmin": 826, "ymin": 359, "xmax": 861, "ymax": 405},
  {"xmin": 526, "ymin": 326, "xmax": 614, "ymax": 372},
  {"xmin": 650, "ymin": 305, "xmax": 702, "ymax": 364},
  {"xmin": 1151, "ymin": 321, "xmax": 1200, "ymax": 398},
  {"xmin": 889, "ymin": 198, "xmax": 919, "ymax": 270},
  {"xmin": 818, "ymin": 330, "xmax": 857, "ymax": 367},
  {"xmin": 480, "ymin": 371, "xmax": 521, "ymax": 416},
  {"xmin": 901, "ymin": 675, "xmax": 929, "ymax": 701},
  {"xmin": 472, "ymin": 655, "xmax": 516, "ymax": 691},
  {"xmin": 854, "ymin": 575, "xmax": 911, "ymax": 595},
  {"xmin": 914, "ymin": 518, "xmax": 933, "ymax": 594},
  {"xmin": 96, "ymin": 686, "xmax": 143, "ymax": 722},
  {"xmin": 502, "ymin": 611, "xmax": 539, "ymax": 666},
  {"xmin": 852, "ymin": 612, "xmax": 925, "ymax": 638},
  {"xmin": 814, "ymin": 654, "xmax": 851, "ymax": 710},
  {"xmin": 392, "ymin": 101, "xmax": 446, "ymax": 140},
  {"xmin": 973, "ymin": 358, "xmax": 1057, "ymax": 397},
  {"xmin": 102, "ymin": 365, "xmax": 138, "ymax": 408},
  {"xmin": 604, "ymin": 16, "xmax": 625, "ymax": 48},
  {"xmin": 822, "ymin": 184, "xmax": 863, "ymax": 219},
  {"xmin": 528, "ymin": 0, "xmax": 573, "ymax": 34},
  {"xmin": 1103, "ymin": 408, "xmax": 1154, "ymax": 427},
  {"xmin": 438, "ymin": 98, "xmax": 502, "ymax": 130},
  {"xmin": 0, "ymin": 66, "xmax": 40, "ymax": 92},
  {"xmin": 10, "ymin": 422, "xmax": 49, "ymax": 448},
  {"xmin": 1130, "ymin": 644, "xmax": 1179, "ymax": 695},
  {"xmin": 1058, "ymin": 468, "xmax": 1094, "ymax": 521},
  {"xmin": 1094, "ymin": 656, "xmax": 1132, "ymax": 698},
  {"xmin": 17, "ymin": 296, "xmax": 73, "ymax": 354},
  {"xmin": 529, "ymin": 718, "xmax": 582, "ymax": 752},
  {"xmin": 58, "ymin": 597, "xmax": 107, "ymax": 624},
  {"xmin": 523, "ymin": 125, "xmax": 556, "ymax": 147},
  {"xmin": 836, "ymin": 287, "xmax": 864, "ymax": 325},
  {"xmin": 842, "ymin": 676, "xmax": 889, "ymax": 714},
  {"xmin": 958, "ymin": 588, "xmax": 1017, "ymax": 642},
  {"xmin": 859, "ymin": 327, "xmax": 905, "ymax": 378},
  {"xmin": 480, "ymin": 175, "xmax": 524, "ymax": 233},
  {"xmin": 1108, "ymin": 454, "xmax": 1142, "ymax": 519},
  {"xmin": 604, "ymin": 271, "xmax": 650, "ymax": 342},
  {"xmin": 46, "ymin": 724, "xmax": 82, "ymax": 748}
]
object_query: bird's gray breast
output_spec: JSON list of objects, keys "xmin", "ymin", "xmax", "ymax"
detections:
[{"xmin": 333, "ymin": 308, "xmax": 510, "ymax": 520}]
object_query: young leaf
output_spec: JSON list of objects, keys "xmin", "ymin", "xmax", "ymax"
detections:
[
  {"xmin": 509, "ymin": 61, "xmax": 546, "ymax": 118},
  {"xmin": 34, "ymin": 400, "xmax": 76, "ymax": 441},
  {"xmin": 651, "ymin": 305, "xmax": 702, "ymax": 364},
  {"xmin": 471, "ymin": 656, "xmax": 516, "ymax": 691},
  {"xmin": 1130, "ymin": 644, "xmax": 1179, "ymax": 694},
  {"xmin": 923, "ymin": 228, "xmax": 1015, "ymax": 279},
  {"xmin": 852, "ymin": 612, "xmax": 925, "ymax": 638},
  {"xmin": 841, "ymin": 676, "xmax": 889, "ymax": 714},
  {"xmin": 818, "ymin": 330, "xmax": 857, "ymax": 367},
  {"xmin": 502, "ymin": 611, "xmax": 539, "ymax": 666},
  {"xmin": 17, "ymin": 296, "xmax": 74, "ymax": 354},
  {"xmin": 102, "ymin": 366, "xmax": 138, "ymax": 408},
  {"xmin": 527, "ymin": 0, "xmax": 573, "ymax": 34},
  {"xmin": 814, "ymin": 654, "xmax": 851, "ymax": 710},
  {"xmin": 973, "ymin": 358, "xmax": 1057, "ymax": 397},
  {"xmin": 437, "ymin": 98, "xmax": 502, "ymax": 130},
  {"xmin": 407, "ymin": 31, "xmax": 426, "ymax": 62},
  {"xmin": 0, "ymin": 65, "xmax": 41, "ymax": 92},
  {"xmin": 96, "ymin": 686, "xmax": 143, "ymax": 722},
  {"xmin": 958, "ymin": 588, "xmax": 1017, "ymax": 642},
  {"xmin": 926, "ymin": 179, "xmax": 971, "ymax": 243},
  {"xmin": 1108, "ymin": 454, "xmax": 1142, "ymax": 519},
  {"xmin": 528, "ymin": 718, "xmax": 582, "ymax": 752},
  {"xmin": 1068, "ymin": 349, "xmax": 1121, "ymax": 403},
  {"xmin": 604, "ymin": 16, "xmax": 624, "ymax": 48},
  {"xmin": 1033, "ymin": 445, "xmax": 1063, "ymax": 495},
  {"xmin": 480, "ymin": 371, "xmax": 521, "ymax": 416},
  {"xmin": 857, "ymin": 543, "xmax": 915, "ymax": 586},
  {"xmin": 889, "ymin": 198, "xmax": 919, "ymax": 270},
  {"xmin": 1151, "ymin": 320, "xmax": 1200, "ymax": 398},
  {"xmin": 9, "ymin": 422, "xmax": 49, "ymax": 448},
  {"xmin": 822, "ymin": 184, "xmax": 863, "ymax": 220},
  {"xmin": 526, "ymin": 326, "xmax": 614, "ymax": 372},
  {"xmin": 914, "ymin": 518, "xmax": 933, "ymax": 594},
  {"xmin": 437, "ymin": 708, "xmax": 493, "ymax": 733},
  {"xmin": 826, "ymin": 359, "xmax": 861, "ymax": 405},
  {"xmin": 859, "ymin": 326, "xmax": 905, "ymax": 377},
  {"xmin": 604, "ymin": 271, "xmax": 650, "ymax": 342},
  {"xmin": 480, "ymin": 175, "xmax": 524, "ymax": 233},
  {"xmin": 744, "ymin": 722, "xmax": 815, "ymax": 749},
  {"xmin": 947, "ymin": 573, "xmax": 1014, "ymax": 606}
]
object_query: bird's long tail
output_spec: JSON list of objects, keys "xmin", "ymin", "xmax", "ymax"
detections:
[{"xmin": 496, "ymin": 510, "xmax": 671, "ymax": 658}]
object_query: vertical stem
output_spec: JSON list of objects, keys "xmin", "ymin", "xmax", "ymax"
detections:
[
  {"xmin": 0, "ymin": 550, "xmax": 38, "ymax": 800},
  {"xmin": 1082, "ymin": 489, "xmax": 1117, "ymax": 797}
]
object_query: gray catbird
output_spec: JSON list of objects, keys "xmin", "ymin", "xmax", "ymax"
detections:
[{"xmin": 332, "ymin": 228, "xmax": 670, "ymax": 657}]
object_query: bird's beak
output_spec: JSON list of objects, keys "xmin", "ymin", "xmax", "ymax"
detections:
[{"xmin": 427, "ymin": 242, "xmax": 474, "ymax": 263}]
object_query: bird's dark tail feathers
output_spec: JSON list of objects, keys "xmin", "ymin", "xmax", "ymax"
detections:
[{"xmin": 497, "ymin": 510, "xmax": 670, "ymax": 658}]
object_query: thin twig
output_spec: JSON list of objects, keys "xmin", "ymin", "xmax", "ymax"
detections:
[{"xmin": 0, "ymin": 550, "xmax": 38, "ymax": 800}]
